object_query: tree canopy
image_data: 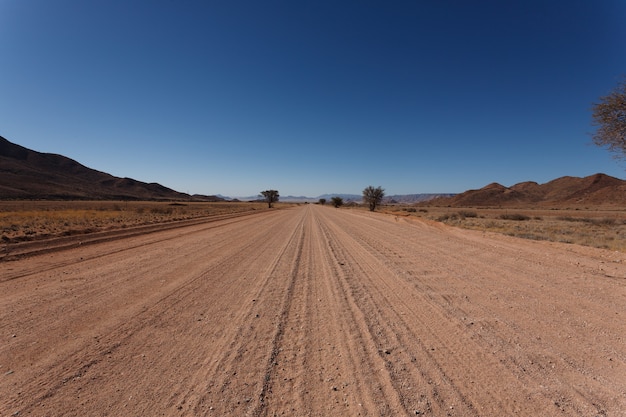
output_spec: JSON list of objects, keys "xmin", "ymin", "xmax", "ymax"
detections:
[
  {"xmin": 362, "ymin": 186, "xmax": 385, "ymax": 211},
  {"xmin": 260, "ymin": 190, "xmax": 279, "ymax": 208},
  {"xmin": 591, "ymin": 78, "xmax": 626, "ymax": 161},
  {"xmin": 330, "ymin": 196, "xmax": 343, "ymax": 208}
]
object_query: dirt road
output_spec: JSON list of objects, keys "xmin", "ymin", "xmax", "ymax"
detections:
[{"xmin": 2, "ymin": 204, "xmax": 625, "ymax": 416}]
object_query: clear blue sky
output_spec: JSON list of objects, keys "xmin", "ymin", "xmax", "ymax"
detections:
[{"xmin": 1, "ymin": 1, "xmax": 625, "ymax": 197}]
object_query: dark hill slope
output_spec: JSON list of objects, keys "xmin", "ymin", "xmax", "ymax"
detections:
[{"xmin": 0, "ymin": 136, "xmax": 221, "ymax": 200}]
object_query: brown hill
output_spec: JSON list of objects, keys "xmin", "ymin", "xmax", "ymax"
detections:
[
  {"xmin": 0, "ymin": 135, "xmax": 222, "ymax": 201},
  {"xmin": 427, "ymin": 173, "xmax": 626, "ymax": 207}
]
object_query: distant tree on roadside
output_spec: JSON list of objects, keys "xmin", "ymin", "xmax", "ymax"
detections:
[
  {"xmin": 318, "ymin": 198, "xmax": 326, "ymax": 205},
  {"xmin": 331, "ymin": 196, "xmax": 343, "ymax": 208},
  {"xmin": 362, "ymin": 186, "xmax": 385, "ymax": 211},
  {"xmin": 591, "ymin": 77, "xmax": 626, "ymax": 161},
  {"xmin": 260, "ymin": 190, "xmax": 279, "ymax": 208}
]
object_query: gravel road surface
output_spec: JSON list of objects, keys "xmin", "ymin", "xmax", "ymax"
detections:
[{"xmin": 1, "ymin": 204, "xmax": 625, "ymax": 416}]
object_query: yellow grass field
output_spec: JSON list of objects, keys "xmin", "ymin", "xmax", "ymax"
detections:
[{"xmin": 0, "ymin": 201, "xmax": 281, "ymax": 243}]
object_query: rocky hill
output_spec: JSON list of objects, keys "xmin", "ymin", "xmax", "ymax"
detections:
[
  {"xmin": 426, "ymin": 173, "xmax": 626, "ymax": 207},
  {"xmin": 384, "ymin": 193, "xmax": 456, "ymax": 204},
  {"xmin": 0, "ymin": 136, "xmax": 222, "ymax": 201}
]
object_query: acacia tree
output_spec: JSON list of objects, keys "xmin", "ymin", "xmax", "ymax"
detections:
[
  {"xmin": 591, "ymin": 78, "xmax": 626, "ymax": 160},
  {"xmin": 260, "ymin": 190, "xmax": 279, "ymax": 208},
  {"xmin": 318, "ymin": 198, "xmax": 326, "ymax": 205},
  {"xmin": 330, "ymin": 196, "xmax": 343, "ymax": 208},
  {"xmin": 362, "ymin": 186, "xmax": 384, "ymax": 211}
]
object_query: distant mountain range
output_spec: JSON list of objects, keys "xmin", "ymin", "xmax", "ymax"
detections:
[
  {"xmin": 2, "ymin": 135, "xmax": 625, "ymax": 206},
  {"xmin": 227, "ymin": 193, "xmax": 454, "ymax": 204},
  {"xmin": 0, "ymin": 136, "xmax": 222, "ymax": 201},
  {"xmin": 313, "ymin": 193, "xmax": 456, "ymax": 204},
  {"xmin": 425, "ymin": 173, "xmax": 626, "ymax": 207}
]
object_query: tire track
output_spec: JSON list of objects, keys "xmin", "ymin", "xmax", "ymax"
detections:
[
  {"xmin": 252, "ymin": 213, "xmax": 306, "ymax": 416},
  {"xmin": 315, "ymin": 206, "xmax": 626, "ymax": 415},
  {"xmin": 1, "ymin": 208, "xmax": 304, "ymax": 415},
  {"xmin": 181, "ymin": 206, "xmax": 308, "ymax": 416},
  {"xmin": 315, "ymin": 213, "xmax": 411, "ymax": 416},
  {"xmin": 338, "ymin": 210, "xmax": 625, "ymax": 414},
  {"xmin": 255, "ymin": 206, "xmax": 406, "ymax": 416}
]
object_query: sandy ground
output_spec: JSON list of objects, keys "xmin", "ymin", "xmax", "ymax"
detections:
[{"xmin": 1, "ymin": 204, "xmax": 625, "ymax": 416}]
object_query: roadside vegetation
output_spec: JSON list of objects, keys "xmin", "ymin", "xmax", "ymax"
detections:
[
  {"xmin": 0, "ymin": 201, "xmax": 272, "ymax": 244},
  {"xmin": 331, "ymin": 196, "xmax": 344, "ymax": 208},
  {"xmin": 387, "ymin": 205, "xmax": 626, "ymax": 252},
  {"xmin": 591, "ymin": 76, "xmax": 626, "ymax": 161},
  {"xmin": 260, "ymin": 190, "xmax": 280, "ymax": 208},
  {"xmin": 362, "ymin": 186, "xmax": 385, "ymax": 211}
]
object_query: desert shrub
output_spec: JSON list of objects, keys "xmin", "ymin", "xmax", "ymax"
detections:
[
  {"xmin": 406, "ymin": 208, "xmax": 417, "ymax": 212},
  {"xmin": 511, "ymin": 233, "xmax": 547, "ymax": 241},
  {"xmin": 330, "ymin": 196, "xmax": 344, "ymax": 208},
  {"xmin": 557, "ymin": 216, "xmax": 579, "ymax": 222},
  {"xmin": 592, "ymin": 218, "xmax": 616, "ymax": 226},
  {"xmin": 150, "ymin": 207, "xmax": 173, "ymax": 215},
  {"xmin": 458, "ymin": 210, "xmax": 477, "ymax": 218},
  {"xmin": 438, "ymin": 213, "xmax": 460, "ymax": 222},
  {"xmin": 499, "ymin": 213, "xmax": 530, "ymax": 221},
  {"xmin": 557, "ymin": 216, "xmax": 615, "ymax": 226}
]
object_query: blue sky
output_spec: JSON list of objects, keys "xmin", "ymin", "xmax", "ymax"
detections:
[{"xmin": 1, "ymin": 1, "xmax": 625, "ymax": 197}]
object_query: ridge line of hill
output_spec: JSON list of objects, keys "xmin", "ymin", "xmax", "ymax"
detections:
[
  {"xmin": 0, "ymin": 135, "xmax": 222, "ymax": 201},
  {"xmin": 425, "ymin": 173, "xmax": 626, "ymax": 207}
]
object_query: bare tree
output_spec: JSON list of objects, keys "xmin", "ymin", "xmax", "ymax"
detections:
[
  {"xmin": 591, "ymin": 78, "xmax": 626, "ymax": 160},
  {"xmin": 330, "ymin": 196, "xmax": 343, "ymax": 208},
  {"xmin": 260, "ymin": 190, "xmax": 279, "ymax": 208},
  {"xmin": 362, "ymin": 186, "xmax": 384, "ymax": 211}
]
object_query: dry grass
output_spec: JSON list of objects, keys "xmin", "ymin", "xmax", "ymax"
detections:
[
  {"xmin": 0, "ymin": 201, "xmax": 280, "ymax": 243},
  {"xmin": 385, "ymin": 205, "xmax": 626, "ymax": 252}
]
